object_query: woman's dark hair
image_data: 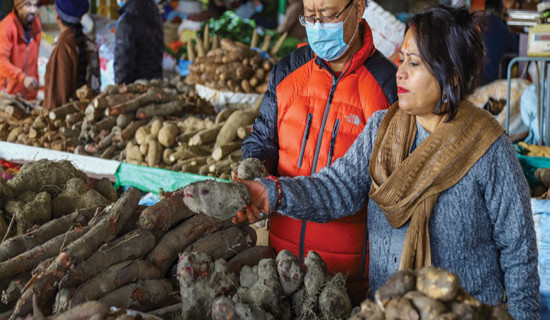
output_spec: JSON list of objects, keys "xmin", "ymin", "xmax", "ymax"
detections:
[
  {"xmin": 485, "ymin": 0, "xmax": 503, "ymax": 16},
  {"xmin": 60, "ymin": 19, "xmax": 87, "ymax": 89},
  {"xmin": 405, "ymin": 5, "xmax": 485, "ymax": 121}
]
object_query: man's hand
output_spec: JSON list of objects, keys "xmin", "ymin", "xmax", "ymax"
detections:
[
  {"xmin": 22, "ymin": 76, "xmax": 38, "ymax": 90},
  {"xmin": 232, "ymin": 179, "xmax": 270, "ymax": 225}
]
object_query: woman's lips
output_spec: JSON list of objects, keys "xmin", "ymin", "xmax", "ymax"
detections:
[{"xmin": 397, "ymin": 86, "xmax": 409, "ymax": 94}]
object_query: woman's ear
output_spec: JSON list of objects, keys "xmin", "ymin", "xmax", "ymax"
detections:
[{"xmin": 355, "ymin": 0, "xmax": 365, "ymax": 21}]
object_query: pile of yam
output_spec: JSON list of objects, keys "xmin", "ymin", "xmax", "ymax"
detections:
[
  {"xmin": 185, "ymin": 25, "xmax": 277, "ymax": 94},
  {"xmin": 127, "ymin": 100, "xmax": 260, "ymax": 179},
  {"xmin": 0, "ymin": 161, "xmax": 259, "ymax": 319},
  {"xmin": 349, "ymin": 266, "xmax": 512, "ymax": 320},
  {"xmin": 0, "ymin": 159, "xmax": 113, "ymax": 242},
  {"xmin": 174, "ymin": 249, "xmax": 351, "ymax": 320},
  {"xmin": 0, "ymin": 77, "xmax": 214, "ymax": 160},
  {"xmin": 0, "ymin": 75, "xmax": 261, "ymax": 180}
]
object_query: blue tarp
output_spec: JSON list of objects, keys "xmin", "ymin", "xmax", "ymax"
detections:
[{"xmin": 532, "ymin": 198, "xmax": 550, "ymax": 319}]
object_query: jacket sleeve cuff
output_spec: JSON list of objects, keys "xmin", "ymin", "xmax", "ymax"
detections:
[
  {"xmin": 17, "ymin": 72, "xmax": 25, "ymax": 83},
  {"xmin": 257, "ymin": 178, "xmax": 278, "ymax": 214}
]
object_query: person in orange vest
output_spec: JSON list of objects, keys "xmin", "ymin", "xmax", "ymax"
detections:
[
  {"xmin": 240, "ymin": 0, "xmax": 397, "ymax": 305},
  {"xmin": 0, "ymin": 0, "xmax": 41, "ymax": 100}
]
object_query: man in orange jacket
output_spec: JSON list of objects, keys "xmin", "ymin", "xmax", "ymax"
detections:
[
  {"xmin": 0, "ymin": 0, "xmax": 41, "ymax": 100},
  {"xmin": 241, "ymin": 0, "xmax": 397, "ymax": 305}
]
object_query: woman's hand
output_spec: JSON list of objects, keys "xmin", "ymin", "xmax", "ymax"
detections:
[{"xmin": 232, "ymin": 179, "xmax": 270, "ymax": 225}]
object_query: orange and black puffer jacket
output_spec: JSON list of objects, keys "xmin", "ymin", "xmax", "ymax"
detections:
[{"xmin": 241, "ymin": 20, "xmax": 397, "ymax": 304}]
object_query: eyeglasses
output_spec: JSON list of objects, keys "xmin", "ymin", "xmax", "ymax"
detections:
[{"xmin": 299, "ymin": 0, "xmax": 354, "ymax": 27}]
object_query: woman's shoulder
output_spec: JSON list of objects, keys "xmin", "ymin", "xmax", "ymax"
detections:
[
  {"xmin": 483, "ymin": 133, "xmax": 515, "ymax": 160},
  {"xmin": 367, "ymin": 109, "xmax": 388, "ymax": 129}
]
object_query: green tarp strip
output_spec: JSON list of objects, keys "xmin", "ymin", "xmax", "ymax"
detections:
[
  {"xmin": 115, "ymin": 162, "xmax": 228, "ymax": 195},
  {"xmin": 515, "ymin": 144, "xmax": 550, "ymax": 188}
]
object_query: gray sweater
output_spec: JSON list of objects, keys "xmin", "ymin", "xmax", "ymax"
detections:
[{"xmin": 259, "ymin": 110, "xmax": 540, "ymax": 320}]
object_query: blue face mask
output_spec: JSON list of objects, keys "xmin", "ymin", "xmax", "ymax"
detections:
[
  {"xmin": 255, "ymin": 3, "xmax": 263, "ymax": 13},
  {"xmin": 117, "ymin": 0, "xmax": 126, "ymax": 7},
  {"xmin": 305, "ymin": 7, "xmax": 358, "ymax": 61}
]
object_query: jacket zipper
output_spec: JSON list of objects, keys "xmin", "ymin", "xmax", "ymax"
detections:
[
  {"xmin": 299, "ymin": 75, "xmax": 339, "ymax": 264},
  {"xmin": 297, "ymin": 113, "xmax": 313, "ymax": 168},
  {"xmin": 326, "ymin": 119, "xmax": 341, "ymax": 166},
  {"xmin": 299, "ymin": 59, "xmax": 353, "ymax": 264}
]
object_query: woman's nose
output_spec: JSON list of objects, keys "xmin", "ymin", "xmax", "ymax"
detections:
[{"xmin": 396, "ymin": 67, "xmax": 406, "ymax": 80}]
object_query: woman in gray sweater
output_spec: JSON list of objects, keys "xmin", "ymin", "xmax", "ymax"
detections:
[{"xmin": 233, "ymin": 5, "xmax": 540, "ymax": 319}]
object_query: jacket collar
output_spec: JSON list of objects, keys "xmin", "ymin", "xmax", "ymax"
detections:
[
  {"xmin": 314, "ymin": 19, "xmax": 376, "ymax": 75},
  {"xmin": 10, "ymin": 9, "xmax": 41, "ymax": 43}
]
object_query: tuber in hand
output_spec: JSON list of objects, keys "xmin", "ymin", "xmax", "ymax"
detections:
[{"xmin": 182, "ymin": 180, "xmax": 251, "ymax": 220}]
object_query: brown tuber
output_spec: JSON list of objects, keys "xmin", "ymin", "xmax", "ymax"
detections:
[{"xmin": 51, "ymin": 178, "xmax": 111, "ymax": 218}]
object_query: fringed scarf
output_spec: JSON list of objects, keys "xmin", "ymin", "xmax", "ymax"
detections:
[{"xmin": 368, "ymin": 100, "xmax": 504, "ymax": 270}]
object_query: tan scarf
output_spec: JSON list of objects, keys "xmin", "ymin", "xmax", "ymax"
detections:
[{"xmin": 368, "ymin": 100, "xmax": 504, "ymax": 270}]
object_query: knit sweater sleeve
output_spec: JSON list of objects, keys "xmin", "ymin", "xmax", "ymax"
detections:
[
  {"xmin": 482, "ymin": 135, "xmax": 540, "ymax": 320},
  {"xmin": 258, "ymin": 110, "xmax": 385, "ymax": 223}
]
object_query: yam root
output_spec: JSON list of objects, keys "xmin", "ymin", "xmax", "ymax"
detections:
[
  {"xmin": 177, "ymin": 252, "xmax": 239, "ymax": 319},
  {"xmin": 189, "ymin": 125, "xmax": 223, "ymax": 146},
  {"xmin": 59, "ymin": 228, "xmax": 156, "ymax": 289},
  {"xmin": 404, "ymin": 291, "xmax": 448, "ymax": 319},
  {"xmin": 294, "ymin": 251, "xmax": 329, "ymax": 319},
  {"xmin": 7, "ymin": 159, "xmax": 87, "ymax": 196},
  {"xmin": 93, "ymin": 178, "xmax": 117, "ymax": 202},
  {"xmin": 98, "ymin": 279, "xmax": 174, "ymax": 312},
  {"xmin": 1, "ymin": 272, "xmax": 31, "ymax": 308},
  {"xmin": 416, "ymin": 266, "xmax": 461, "ymax": 302},
  {"xmin": 11, "ymin": 189, "xmax": 140, "ymax": 317},
  {"xmin": 182, "ymin": 180, "xmax": 251, "ymax": 220},
  {"xmin": 121, "ymin": 120, "xmax": 147, "ymax": 141},
  {"xmin": 68, "ymin": 260, "xmax": 162, "ymax": 309},
  {"xmin": 10, "ymin": 191, "xmax": 52, "ymax": 235},
  {"xmin": 375, "ymin": 269, "xmax": 416, "ymax": 309},
  {"xmin": 61, "ymin": 187, "xmax": 141, "ymax": 263},
  {"xmin": 237, "ymin": 124, "xmax": 252, "ymax": 140},
  {"xmin": 146, "ymin": 214, "xmax": 234, "ymax": 273},
  {"xmin": 0, "ymin": 226, "xmax": 90, "ymax": 280},
  {"xmin": 212, "ymin": 296, "xmax": 274, "ymax": 320},
  {"xmin": 318, "ymin": 273, "xmax": 352, "ymax": 320},
  {"xmin": 234, "ymin": 258, "xmax": 289, "ymax": 319},
  {"xmin": 348, "ymin": 300, "xmax": 385, "ymax": 320},
  {"xmin": 135, "ymin": 100, "xmax": 183, "ymax": 119},
  {"xmin": 384, "ymin": 297, "xmax": 419, "ymax": 320},
  {"xmin": 235, "ymin": 158, "xmax": 267, "ymax": 180},
  {"xmin": 108, "ymin": 88, "xmax": 171, "ymax": 116},
  {"xmin": 215, "ymin": 109, "xmax": 257, "ymax": 147},
  {"xmin": 0, "ymin": 206, "xmax": 100, "ymax": 261},
  {"xmin": 138, "ymin": 192, "xmax": 195, "ymax": 231},
  {"xmin": 49, "ymin": 103, "xmax": 81, "ymax": 121},
  {"xmin": 276, "ymin": 250, "xmax": 304, "ymax": 297},
  {"xmin": 212, "ymin": 141, "xmax": 241, "ymax": 161},
  {"xmin": 146, "ymin": 140, "xmax": 162, "ymax": 167},
  {"xmin": 215, "ymin": 108, "xmax": 237, "ymax": 125},
  {"xmin": 52, "ymin": 301, "xmax": 110, "ymax": 320},
  {"xmin": 227, "ymin": 245, "xmax": 277, "ymax": 276},
  {"xmin": 52, "ymin": 178, "xmax": 111, "ymax": 218},
  {"xmin": 183, "ymin": 226, "xmax": 257, "ymax": 261},
  {"xmin": 157, "ymin": 123, "xmax": 180, "ymax": 148}
]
